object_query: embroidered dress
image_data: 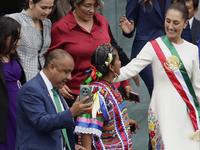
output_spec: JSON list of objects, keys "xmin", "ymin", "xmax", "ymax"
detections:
[
  {"xmin": 75, "ymin": 80, "xmax": 133, "ymax": 150},
  {"xmin": 117, "ymin": 37, "xmax": 200, "ymax": 150}
]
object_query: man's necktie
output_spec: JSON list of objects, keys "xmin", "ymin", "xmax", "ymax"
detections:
[{"xmin": 51, "ymin": 89, "xmax": 71, "ymax": 150}]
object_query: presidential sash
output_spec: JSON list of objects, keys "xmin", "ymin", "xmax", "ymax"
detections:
[{"xmin": 150, "ymin": 36, "xmax": 200, "ymax": 140}]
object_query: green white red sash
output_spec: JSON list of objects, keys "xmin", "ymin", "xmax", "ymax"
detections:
[{"xmin": 150, "ymin": 35, "xmax": 200, "ymax": 132}]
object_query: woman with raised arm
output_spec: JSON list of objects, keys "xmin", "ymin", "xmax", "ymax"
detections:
[
  {"xmin": 119, "ymin": 0, "xmax": 192, "ymax": 97},
  {"xmin": 119, "ymin": 2, "xmax": 200, "ymax": 150}
]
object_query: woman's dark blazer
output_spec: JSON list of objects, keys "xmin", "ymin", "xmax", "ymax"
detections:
[{"xmin": 0, "ymin": 58, "xmax": 26, "ymax": 143}]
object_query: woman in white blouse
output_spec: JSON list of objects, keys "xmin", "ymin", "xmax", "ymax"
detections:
[{"xmin": 119, "ymin": 2, "xmax": 200, "ymax": 150}]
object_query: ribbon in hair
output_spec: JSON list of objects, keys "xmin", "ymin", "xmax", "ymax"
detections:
[{"xmin": 83, "ymin": 64, "xmax": 103, "ymax": 85}]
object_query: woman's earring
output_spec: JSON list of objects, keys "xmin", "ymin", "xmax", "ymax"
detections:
[
  {"xmin": 30, "ymin": 7, "xmax": 33, "ymax": 10},
  {"xmin": 113, "ymin": 72, "xmax": 119, "ymax": 83}
]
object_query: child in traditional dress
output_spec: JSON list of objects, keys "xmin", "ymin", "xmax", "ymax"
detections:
[{"xmin": 75, "ymin": 43, "xmax": 139, "ymax": 150}]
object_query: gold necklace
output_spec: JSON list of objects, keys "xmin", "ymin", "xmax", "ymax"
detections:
[{"xmin": 88, "ymin": 19, "xmax": 93, "ymax": 32}]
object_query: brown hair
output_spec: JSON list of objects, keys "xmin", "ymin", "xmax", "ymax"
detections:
[
  {"xmin": 69, "ymin": 0, "xmax": 104, "ymax": 11},
  {"xmin": 138, "ymin": 0, "xmax": 183, "ymax": 11},
  {"xmin": 167, "ymin": 2, "xmax": 189, "ymax": 21}
]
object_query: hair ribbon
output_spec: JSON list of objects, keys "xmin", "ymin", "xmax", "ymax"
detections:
[
  {"xmin": 105, "ymin": 53, "xmax": 113, "ymax": 66},
  {"xmin": 83, "ymin": 64, "xmax": 103, "ymax": 85}
]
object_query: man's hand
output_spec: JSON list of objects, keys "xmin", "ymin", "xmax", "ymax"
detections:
[
  {"xmin": 59, "ymin": 85, "xmax": 74, "ymax": 99},
  {"xmin": 129, "ymin": 119, "xmax": 140, "ymax": 134},
  {"xmin": 119, "ymin": 15, "xmax": 134, "ymax": 34},
  {"xmin": 70, "ymin": 96, "xmax": 93, "ymax": 117},
  {"xmin": 75, "ymin": 145, "xmax": 86, "ymax": 150}
]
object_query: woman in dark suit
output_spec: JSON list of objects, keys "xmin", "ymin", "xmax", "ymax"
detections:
[
  {"xmin": 120, "ymin": 0, "xmax": 192, "ymax": 96},
  {"xmin": 0, "ymin": 17, "xmax": 26, "ymax": 150}
]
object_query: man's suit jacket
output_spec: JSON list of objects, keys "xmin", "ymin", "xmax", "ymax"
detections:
[
  {"xmin": 191, "ymin": 17, "xmax": 200, "ymax": 46},
  {"xmin": 0, "ymin": 59, "xmax": 26, "ymax": 143},
  {"xmin": 15, "ymin": 73, "xmax": 75, "ymax": 150}
]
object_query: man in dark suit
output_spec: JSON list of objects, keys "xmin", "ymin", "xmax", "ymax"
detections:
[
  {"xmin": 186, "ymin": 0, "xmax": 200, "ymax": 45},
  {"xmin": 15, "ymin": 49, "xmax": 92, "ymax": 150}
]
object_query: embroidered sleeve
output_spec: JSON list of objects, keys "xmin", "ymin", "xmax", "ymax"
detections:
[{"xmin": 75, "ymin": 86, "xmax": 109, "ymax": 137}]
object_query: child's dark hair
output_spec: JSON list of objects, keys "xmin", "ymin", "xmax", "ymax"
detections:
[
  {"xmin": 0, "ymin": 17, "xmax": 21, "ymax": 61},
  {"xmin": 91, "ymin": 43, "xmax": 116, "ymax": 76}
]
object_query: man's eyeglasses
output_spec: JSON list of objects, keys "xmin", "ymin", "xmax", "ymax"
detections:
[{"xmin": 81, "ymin": 3, "xmax": 100, "ymax": 11}]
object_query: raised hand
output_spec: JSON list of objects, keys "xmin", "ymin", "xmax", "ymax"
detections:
[{"xmin": 119, "ymin": 15, "xmax": 134, "ymax": 34}]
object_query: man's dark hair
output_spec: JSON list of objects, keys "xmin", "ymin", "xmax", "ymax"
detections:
[
  {"xmin": 185, "ymin": 0, "xmax": 199, "ymax": 9},
  {"xmin": 44, "ymin": 49, "xmax": 73, "ymax": 69}
]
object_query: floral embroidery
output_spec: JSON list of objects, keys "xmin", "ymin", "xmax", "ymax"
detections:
[
  {"xmin": 150, "ymin": 131, "xmax": 155, "ymax": 138},
  {"xmin": 151, "ymin": 140, "xmax": 156, "ymax": 147},
  {"xmin": 148, "ymin": 106, "xmax": 164, "ymax": 150},
  {"xmin": 149, "ymin": 122, "xmax": 155, "ymax": 131}
]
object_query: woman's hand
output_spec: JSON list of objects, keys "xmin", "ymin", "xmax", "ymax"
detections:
[
  {"xmin": 59, "ymin": 85, "xmax": 74, "ymax": 99},
  {"xmin": 129, "ymin": 119, "xmax": 140, "ymax": 134},
  {"xmin": 132, "ymin": 75, "xmax": 140, "ymax": 87},
  {"xmin": 119, "ymin": 15, "xmax": 134, "ymax": 34},
  {"xmin": 124, "ymin": 85, "xmax": 134, "ymax": 99}
]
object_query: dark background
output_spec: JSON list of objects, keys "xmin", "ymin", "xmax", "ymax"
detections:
[{"xmin": 0, "ymin": 0, "xmax": 25, "ymax": 16}]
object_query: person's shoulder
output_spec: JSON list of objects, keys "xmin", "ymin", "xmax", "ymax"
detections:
[
  {"xmin": 17, "ymin": 76, "xmax": 45, "ymax": 102},
  {"xmin": 91, "ymin": 81, "xmax": 109, "ymax": 93},
  {"xmin": 21, "ymin": 76, "xmax": 39, "ymax": 89},
  {"xmin": 194, "ymin": 17, "xmax": 200, "ymax": 24},
  {"xmin": 94, "ymin": 13, "xmax": 108, "ymax": 24},
  {"xmin": 5, "ymin": 11, "xmax": 23, "ymax": 22},
  {"xmin": 52, "ymin": 13, "xmax": 70, "ymax": 30},
  {"xmin": 43, "ymin": 18, "xmax": 52, "ymax": 27},
  {"xmin": 54, "ymin": 10, "xmax": 72, "ymax": 26},
  {"xmin": 183, "ymin": 40, "xmax": 198, "ymax": 47},
  {"xmin": 183, "ymin": 40, "xmax": 198, "ymax": 53}
]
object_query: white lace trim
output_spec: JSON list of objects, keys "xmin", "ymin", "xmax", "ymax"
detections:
[{"xmin": 74, "ymin": 126, "xmax": 102, "ymax": 137}]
